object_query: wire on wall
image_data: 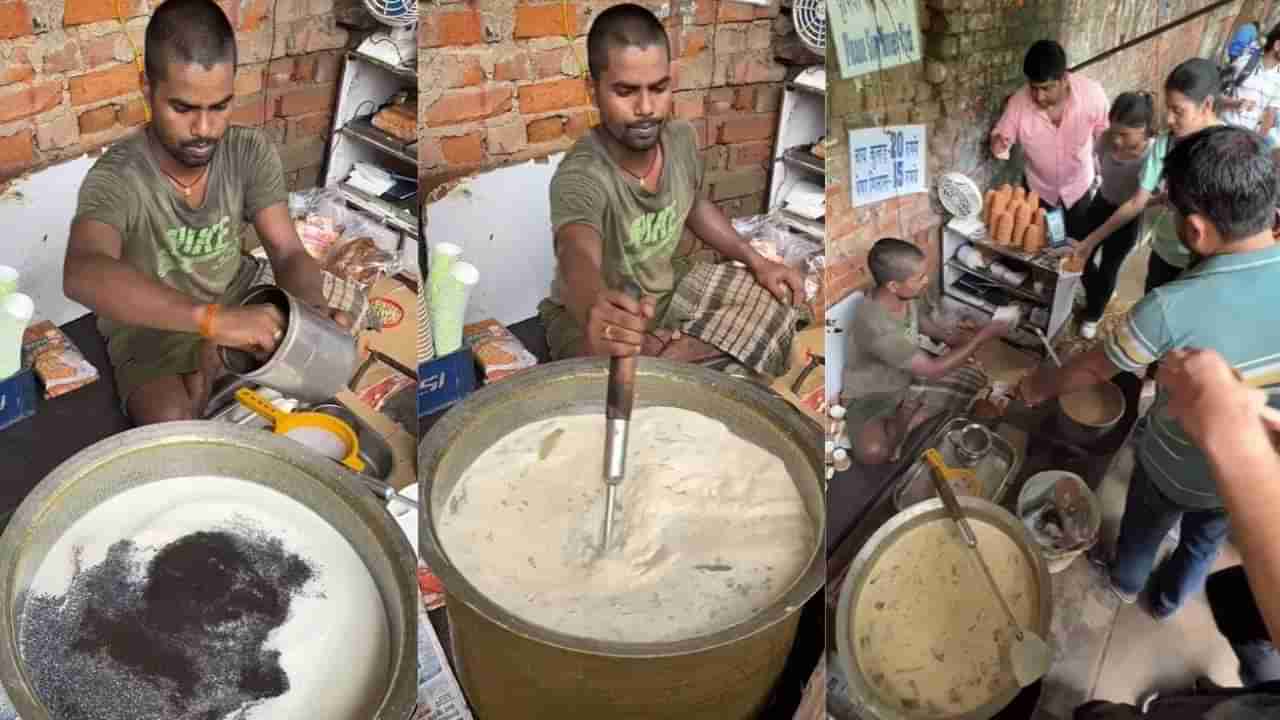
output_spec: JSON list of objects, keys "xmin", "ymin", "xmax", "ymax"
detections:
[
  {"xmin": 117, "ymin": 0, "xmax": 150, "ymax": 123},
  {"xmin": 563, "ymin": 0, "xmax": 585, "ymax": 77},
  {"xmin": 864, "ymin": 0, "xmax": 907, "ymax": 241},
  {"xmin": 263, "ymin": 0, "xmax": 282, "ymax": 129}
]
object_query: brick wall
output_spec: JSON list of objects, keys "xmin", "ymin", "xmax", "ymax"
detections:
[
  {"xmin": 416, "ymin": 0, "xmax": 801, "ymax": 218},
  {"xmin": 0, "ymin": 0, "xmax": 352, "ymax": 189},
  {"xmin": 826, "ymin": 0, "xmax": 1274, "ymax": 306}
]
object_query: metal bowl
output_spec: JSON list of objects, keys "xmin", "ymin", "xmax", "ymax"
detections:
[
  {"xmin": 0, "ymin": 422, "xmax": 418, "ymax": 720},
  {"xmin": 836, "ymin": 497, "xmax": 1053, "ymax": 720},
  {"xmin": 418, "ymin": 357, "xmax": 824, "ymax": 719},
  {"xmin": 1056, "ymin": 380, "xmax": 1126, "ymax": 447}
]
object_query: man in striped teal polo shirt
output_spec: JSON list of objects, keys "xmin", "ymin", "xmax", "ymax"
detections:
[{"xmin": 1020, "ymin": 125, "xmax": 1280, "ymax": 619}]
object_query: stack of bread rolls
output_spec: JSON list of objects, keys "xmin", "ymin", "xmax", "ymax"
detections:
[{"xmin": 983, "ymin": 184, "xmax": 1047, "ymax": 252}]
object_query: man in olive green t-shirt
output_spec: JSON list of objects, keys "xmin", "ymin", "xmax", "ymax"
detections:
[
  {"xmin": 538, "ymin": 4, "xmax": 805, "ymax": 363},
  {"xmin": 63, "ymin": 0, "xmax": 351, "ymax": 425}
]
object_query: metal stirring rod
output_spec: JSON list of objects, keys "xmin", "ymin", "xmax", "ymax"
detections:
[{"xmin": 601, "ymin": 282, "xmax": 643, "ymax": 550}]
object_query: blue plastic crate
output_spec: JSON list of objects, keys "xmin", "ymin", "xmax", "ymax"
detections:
[
  {"xmin": 417, "ymin": 347, "xmax": 477, "ymax": 418},
  {"xmin": 0, "ymin": 367, "xmax": 37, "ymax": 432}
]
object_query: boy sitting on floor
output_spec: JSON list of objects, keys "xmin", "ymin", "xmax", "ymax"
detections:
[{"xmin": 843, "ymin": 238, "xmax": 1012, "ymax": 465}]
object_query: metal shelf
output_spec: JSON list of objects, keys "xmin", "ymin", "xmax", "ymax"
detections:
[
  {"xmin": 340, "ymin": 116, "xmax": 417, "ymax": 167},
  {"xmin": 780, "ymin": 209, "xmax": 824, "ymax": 241},
  {"xmin": 782, "ymin": 147, "xmax": 824, "ymax": 176},
  {"xmin": 348, "ymin": 50, "xmax": 416, "ymax": 80},
  {"xmin": 946, "ymin": 259, "xmax": 1050, "ymax": 306},
  {"xmin": 964, "ymin": 229, "xmax": 1067, "ymax": 275},
  {"xmin": 786, "ymin": 79, "xmax": 825, "ymax": 97},
  {"xmin": 338, "ymin": 182, "xmax": 419, "ymax": 238},
  {"xmin": 943, "ymin": 288, "xmax": 1046, "ymax": 351}
]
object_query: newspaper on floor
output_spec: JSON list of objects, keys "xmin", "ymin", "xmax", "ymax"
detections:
[
  {"xmin": 389, "ymin": 483, "xmax": 447, "ymax": 611},
  {"xmin": 415, "ymin": 598, "xmax": 474, "ymax": 720}
]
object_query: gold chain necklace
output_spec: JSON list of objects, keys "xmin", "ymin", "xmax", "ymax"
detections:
[
  {"xmin": 148, "ymin": 131, "xmax": 209, "ymax": 197},
  {"xmin": 623, "ymin": 144, "xmax": 661, "ymax": 184}
]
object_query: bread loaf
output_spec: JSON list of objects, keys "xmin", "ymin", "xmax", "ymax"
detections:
[
  {"xmin": 326, "ymin": 237, "xmax": 395, "ymax": 286},
  {"xmin": 1013, "ymin": 203, "xmax": 1035, "ymax": 250},
  {"xmin": 994, "ymin": 212, "xmax": 1015, "ymax": 245},
  {"xmin": 1013, "ymin": 187, "xmax": 1027, "ymax": 206},
  {"xmin": 983, "ymin": 190, "xmax": 997, "ymax": 225},
  {"xmin": 371, "ymin": 103, "xmax": 417, "ymax": 142},
  {"xmin": 1027, "ymin": 191, "xmax": 1040, "ymax": 209}
]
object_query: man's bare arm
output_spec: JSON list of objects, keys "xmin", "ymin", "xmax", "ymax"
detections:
[
  {"xmin": 683, "ymin": 196, "xmax": 765, "ymax": 271},
  {"xmin": 1159, "ymin": 349, "xmax": 1280, "ymax": 642},
  {"xmin": 253, "ymin": 202, "xmax": 327, "ymax": 310},
  {"xmin": 556, "ymin": 224, "xmax": 610, "ymax": 330},
  {"xmin": 684, "ymin": 196, "xmax": 806, "ymax": 303},
  {"xmin": 63, "ymin": 218, "xmax": 205, "ymax": 332},
  {"xmin": 555, "ymin": 223, "xmax": 650, "ymax": 357},
  {"xmin": 1020, "ymin": 345, "xmax": 1121, "ymax": 406},
  {"xmin": 909, "ymin": 322, "xmax": 1006, "ymax": 380}
]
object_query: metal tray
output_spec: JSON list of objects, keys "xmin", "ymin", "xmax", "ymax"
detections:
[{"xmin": 893, "ymin": 417, "xmax": 1020, "ymax": 511}]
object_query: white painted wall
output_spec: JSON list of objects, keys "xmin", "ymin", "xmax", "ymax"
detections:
[
  {"xmin": 0, "ymin": 156, "xmax": 94, "ymax": 327},
  {"xmin": 423, "ymin": 154, "xmax": 564, "ymax": 327},
  {"xmin": 825, "ymin": 290, "xmax": 863, "ymax": 402}
]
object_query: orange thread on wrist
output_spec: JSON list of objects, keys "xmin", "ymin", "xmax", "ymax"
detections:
[{"xmin": 199, "ymin": 304, "xmax": 219, "ymax": 339}]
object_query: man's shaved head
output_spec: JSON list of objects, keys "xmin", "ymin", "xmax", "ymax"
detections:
[
  {"xmin": 587, "ymin": 3, "xmax": 670, "ymax": 80},
  {"xmin": 144, "ymin": 0, "xmax": 237, "ymax": 84},
  {"xmin": 868, "ymin": 238, "xmax": 925, "ymax": 286}
]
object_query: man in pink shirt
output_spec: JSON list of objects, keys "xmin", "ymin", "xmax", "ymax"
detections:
[{"xmin": 991, "ymin": 40, "xmax": 1110, "ymax": 240}]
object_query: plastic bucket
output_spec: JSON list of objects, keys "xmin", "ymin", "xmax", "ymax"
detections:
[{"xmin": 1016, "ymin": 470, "xmax": 1101, "ymax": 574}]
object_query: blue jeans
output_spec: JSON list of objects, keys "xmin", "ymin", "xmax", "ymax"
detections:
[{"xmin": 1111, "ymin": 459, "xmax": 1230, "ymax": 616}]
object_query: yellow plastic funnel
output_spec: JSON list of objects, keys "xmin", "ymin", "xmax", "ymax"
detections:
[{"xmin": 235, "ymin": 387, "xmax": 365, "ymax": 473}]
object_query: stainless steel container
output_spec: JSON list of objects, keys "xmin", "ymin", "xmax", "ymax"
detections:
[
  {"xmin": 418, "ymin": 358, "xmax": 824, "ymax": 719},
  {"xmin": 0, "ymin": 423, "xmax": 419, "ymax": 720},
  {"xmin": 893, "ymin": 417, "xmax": 1020, "ymax": 512},
  {"xmin": 836, "ymin": 497, "xmax": 1053, "ymax": 720},
  {"xmin": 949, "ymin": 423, "xmax": 992, "ymax": 466},
  {"xmin": 1055, "ymin": 380, "xmax": 1126, "ymax": 447},
  {"xmin": 220, "ymin": 285, "xmax": 358, "ymax": 403}
]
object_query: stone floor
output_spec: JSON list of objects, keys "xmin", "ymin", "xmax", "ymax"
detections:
[
  {"xmin": 1032, "ymin": 444, "xmax": 1243, "ymax": 719},
  {"xmin": 827, "ymin": 240, "xmax": 1249, "ymax": 718},
  {"xmin": 1027, "ymin": 242, "xmax": 1245, "ymax": 717}
]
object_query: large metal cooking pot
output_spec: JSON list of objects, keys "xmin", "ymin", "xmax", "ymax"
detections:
[
  {"xmin": 0, "ymin": 423, "xmax": 418, "ymax": 720},
  {"xmin": 835, "ymin": 497, "xmax": 1053, "ymax": 720},
  {"xmin": 418, "ymin": 358, "xmax": 824, "ymax": 719}
]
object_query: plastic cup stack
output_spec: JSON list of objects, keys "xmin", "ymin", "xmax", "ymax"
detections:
[{"xmin": 0, "ymin": 292, "xmax": 34, "ymax": 380}]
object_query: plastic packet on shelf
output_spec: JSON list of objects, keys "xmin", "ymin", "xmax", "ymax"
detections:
[
  {"xmin": 733, "ymin": 212, "xmax": 822, "ymax": 270},
  {"xmin": 21, "ymin": 321, "xmax": 99, "ymax": 398},
  {"xmin": 326, "ymin": 237, "xmax": 401, "ymax": 288},
  {"xmin": 296, "ymin": 215, "xmax": 341, "ymax": 261},
  {"xmin": 463, "ymin": 319, "xmax": 538, "ymax": 382}
]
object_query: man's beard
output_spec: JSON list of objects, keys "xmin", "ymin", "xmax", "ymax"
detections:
[
  {"xmin": 175, "ymin": 139, "xmax": 218, "ymax": 168},
  {"xmin": 613, "ymin": 119, "xmax": 664, "ymax": 151}
]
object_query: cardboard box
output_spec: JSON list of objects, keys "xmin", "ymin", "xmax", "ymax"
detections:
[
  {"xmin": 365, "ymin": 276, "xmax": 418, "ymax": 369},
  {"xmin": 0, "ymin": 367, "xmax": 37, "ymax": 432},
  {"xmin": 417, "ymin": 347, "xmax": 476, "ymax": 418},
  {"xmin": 352, "ymin": 357, "xmax": 416, "ymax": 413},
  {"xmin": 770, "ymin": 326, "xmax": 825, "ymax": 425}
]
